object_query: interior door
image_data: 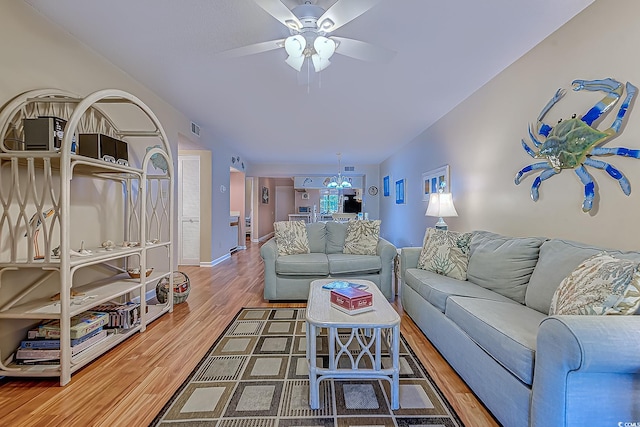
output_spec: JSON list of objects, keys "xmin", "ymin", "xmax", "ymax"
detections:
[{"xmin": 178, "ymin": 155, "xmax": 200, "ymax": 265}]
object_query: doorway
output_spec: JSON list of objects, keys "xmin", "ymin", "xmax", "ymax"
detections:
[{"xmin": 178, "ymin": 155, "xmax": 200, "ymax": 265}]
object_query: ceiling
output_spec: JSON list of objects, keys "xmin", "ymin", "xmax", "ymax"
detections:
[{"xmin": 24, "ymin": 0, "xmax": 594, "ymax": 166}]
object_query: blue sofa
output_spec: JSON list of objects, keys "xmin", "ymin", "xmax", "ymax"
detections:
[
  {"xmin": 261, "ymin": 221, "xmax": 397, "ymax": 300},
  {"xmin": 400, "ymin": 231, "xmax": 640, "ymax": 427}
]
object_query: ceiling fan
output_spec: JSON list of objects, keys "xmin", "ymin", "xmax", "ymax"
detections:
[{"xmin": 219, "ymin": 0, "xmax": 395, "ymax": 73}]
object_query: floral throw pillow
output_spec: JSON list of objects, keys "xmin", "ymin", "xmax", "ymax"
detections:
[
  {"xmin": 343, "ymin": 220, "xmax": 381, "ymax": 255},
  {"xmin": 417, "ymin": 228, "xmax": 472, "ymax": 280},
  {"xmin": 549, "ymin": 253, "xmax": 640, "ymax": 316},
  {"xmin": 274, "ymin": 221, "xmax": 310, "ymax": 256}
]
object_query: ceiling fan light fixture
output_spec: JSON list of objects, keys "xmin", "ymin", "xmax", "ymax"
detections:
[
  {"xmin": 311, "ymin": 54, "xmax": 331, "ymax": 72},
  {"xmin": 286, "ymin": 55, "xmax": 305, "ymax": 71},
  {"xmin": 284, "ymin": 35, "xmax": 306, "ymax": 57},
  {"xmin": 314, "ymin": 36, "xmax": 336, "ymax": 58}
]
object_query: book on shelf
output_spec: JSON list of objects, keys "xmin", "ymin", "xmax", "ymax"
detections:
[
  {"xmin": 15, "ymin": 329, "xmax": 108, "ymax": 362},
  {"xmin": 31, "ymin": 311, "xmax": 109, "ymax": 340},
  {"xmin": 330, "ymin": 287, "xmax": 374, "ymax": 315},
  {"xmin": 91, "ymin": 302, "xmax": 140, "ymax": 329},
  {"xmin": 21, "ymin": 327, "xmax": 104, "ymax": 349}
]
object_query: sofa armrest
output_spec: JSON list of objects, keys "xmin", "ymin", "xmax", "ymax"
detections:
[
  {"xmin": 260, "ymin": 238, "xmax": 279, "ymax": 300},
  {"xmin": 376, "ymin": 238, "xmax": 397, "ymax": 299},
  {"xmin": 400, "ymin": 247, "xmax": 421, "ymax": 281},
  {"xmin": 531, "ymin": 315, "xmax": 640, "ymax": 427}
]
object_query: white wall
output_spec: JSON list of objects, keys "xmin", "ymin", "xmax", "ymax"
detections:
[{"xmin": 380, "ymin": 0, "xmax": 640, "ymax": 251}]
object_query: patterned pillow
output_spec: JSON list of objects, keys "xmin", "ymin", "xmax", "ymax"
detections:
[
  {"xmin": 418, "ymin": 228, "xmax": 472, "ymax": 280},
  {"xmin": 549, "ymin": 253, "xmax": 640, "ymax": 315},
  {"xmin": 343, "ymin": 220, "xmax": 381, "ymax": 255},
  {"xmin": 274, "ymin": 221, "xmax": 310, "ymax": 256}
]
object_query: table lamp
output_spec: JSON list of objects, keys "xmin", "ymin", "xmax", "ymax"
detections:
[{"xmin": 425, "ymin": 191, "xmax": 458, "ymax": 230}]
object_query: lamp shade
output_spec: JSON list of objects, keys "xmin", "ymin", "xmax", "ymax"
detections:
[{"xmin": 425, "ymin": 193, "xmax": 458, "ymax": 218}]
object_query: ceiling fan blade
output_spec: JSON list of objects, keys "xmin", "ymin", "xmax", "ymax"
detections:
[
  {"xmin": 331, "ymin": 36, "xmax": 396, "ymax": 63},
  {"xmin": 217, "ymin": 39, "xmax": 285, "ymax": 58},
  {"xmin": 317, "ymin": 0, "xmax": 382, "ymax": 32},
  {"xmin": 254, "ymin": 0, "xmax": 302, "ymax": 30}
]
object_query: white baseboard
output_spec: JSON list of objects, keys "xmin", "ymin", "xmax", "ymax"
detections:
[
  {"xmin": 200, "ymin": 253, "xmax": 231, "ymax": 267},
  {"xmin": 256, "ymin": 232, "xmax": 274, "ymax": 243}
]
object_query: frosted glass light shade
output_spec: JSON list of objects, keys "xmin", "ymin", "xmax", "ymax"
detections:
[{"xmin": 425, "ymin": 193, "xmax": 458, "ymax": 218}]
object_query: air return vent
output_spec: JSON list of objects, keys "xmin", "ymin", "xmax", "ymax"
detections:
[
  {"xmin": 344, "ymin": 166, "xmax": 355, "ymax": 172},
  {"xmin": 191, "ymin": 122, "xmax": 201, "ymax": 137}
]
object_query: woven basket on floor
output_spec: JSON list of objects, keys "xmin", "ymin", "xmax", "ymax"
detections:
[{"xmin": 156, "ymin": 271, "xmax": 191, "ymax": 304}]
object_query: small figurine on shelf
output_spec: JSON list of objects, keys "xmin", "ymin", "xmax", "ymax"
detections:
[{"xmin": 25, "ymin": 208, "xmax": 55, "ymax": 260}]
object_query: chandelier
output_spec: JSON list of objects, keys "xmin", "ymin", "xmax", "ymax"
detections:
[{"xmin": 326, "ymin": 153, "xmax": 352, "ymax": 189}]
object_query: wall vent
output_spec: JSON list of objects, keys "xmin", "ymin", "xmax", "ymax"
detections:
[
  {"xmin": 191, "ymin": 122, "xmax": 201, "ymax": 137},
  {"xmin": 344, "ymin": 166, "xmax": 355, "ymax": 172}
]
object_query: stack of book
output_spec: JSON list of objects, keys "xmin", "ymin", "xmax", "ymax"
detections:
[
  {"xmin": 330, "ymin": 287, "xmax": 374, "ymax": 314},
  {"xmin": 91, "ymin": 302, "xmax": 140, "ymax": 329},
  {"xmin": 16, "ymin": 311, "xmax": 109, "ymax": 364}
]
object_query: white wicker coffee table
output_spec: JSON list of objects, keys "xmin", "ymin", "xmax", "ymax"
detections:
[{"xmin": 305, "ymin": 279, "xmax": 400, "ymax": 410}]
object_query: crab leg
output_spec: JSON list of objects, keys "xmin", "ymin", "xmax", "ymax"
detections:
[
  {"xmin": 521, "ymin": 138, "xmax": 538, "ymax": 157},
  {"xmin": 531, "ymin": 168, "xmax": 559, "ymax": 201},
  {"xmin": 515, "ymin": 162, "xmax": 552, "ymax": 185},
  {"xmin": 535, "ymin": 88, "xmax": 565, "ymax": 137},
  {"xmin": 575, "ymin": 166, "xmax": 595, "ymax": 212},
  {"xmin": 572, "ymin": 78, "xmax": 624, "ymax": 126},
  {"xmin": 591, "ymin": 146, "xmax": 640, "ymax": 158},
  {"xmin": 584, "ymin": 158, "xmax": 631, "ymax": 195},
  {"xmin": 610, "ymin": 82, "xmax": 637, "ymax": 133}
]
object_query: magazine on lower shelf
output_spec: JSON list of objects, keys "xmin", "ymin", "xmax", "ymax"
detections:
[{"xmin": 15, "ymin": 329, "xmax": 108, "ymax": 363}]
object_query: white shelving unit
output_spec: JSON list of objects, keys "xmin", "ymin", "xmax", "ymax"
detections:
[{"xmin": 0, "ymin": 89, "xmax": 174, "ymax": 385}]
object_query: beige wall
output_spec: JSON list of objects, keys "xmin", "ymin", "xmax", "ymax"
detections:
[
  {"xmin": 0, "ymin": 0, "xmax": 205, "ymax": 269},
  {"xmin": 381, "ymin": 0, "xmax": 640, "ymax": 250}
]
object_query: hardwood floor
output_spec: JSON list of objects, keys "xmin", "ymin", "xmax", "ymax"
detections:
[{"xmin": 0, "ymin": 240, "xmax": 499, "ymax": 427}]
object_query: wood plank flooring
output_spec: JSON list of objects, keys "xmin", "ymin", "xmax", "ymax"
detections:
[{"xmin": 0, "ymin": 240, "xmax": 499, "ymax": 427}]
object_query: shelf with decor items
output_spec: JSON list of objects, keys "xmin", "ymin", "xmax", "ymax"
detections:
[{"xmin": 0, "ymin": 88, "xmax": 174, "ymax": 385}]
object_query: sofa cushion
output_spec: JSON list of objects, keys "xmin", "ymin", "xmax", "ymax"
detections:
[
  {"xmin": 325, "ymin": 221, "xmax": 348, "ymax": 254},
  {"xmin": 446, "ymin": 296, "xmax": 545, "ymax": 386},
  {"xmin": 417, "ymin": 228, "xmax": 472, "ymax": 281},
  {"xmin": 526, "ymin": 239, "xmax": 640, "ymax": 314},
  {"xmin": 404, "ymin": 268, "xmax": 516, "ymax": 313},
  {"xmin": 275, "ymin": 253, "xmax": 329, "ymax": 276},
  {"xmin": 343, "ymin": 220, "xmax": 381, "ymax": 255},
  {"xmin": 467, "ymin": 231, "xmax": 545, "ymax": 304},
  {"xmin": 549, "ymin": 253, "xmax": 640, "ymax": 315},
  {"xmin": 327, "ymin": 253, "xmax": 381, "ymax": 275},
  {"xmin": 306, "ymin": 222, "xmax": 327, "ymax": 253},
  {"xmin": 274, "ymin": 221, "xmax": 310, "ymax": 256}
]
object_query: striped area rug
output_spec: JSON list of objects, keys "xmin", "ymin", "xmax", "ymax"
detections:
[{"xmin": 151, "ymin": 307, "xmax": 464, "ymax": 427}]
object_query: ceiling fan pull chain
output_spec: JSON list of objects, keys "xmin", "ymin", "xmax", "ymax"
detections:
[{"xmin": 307, "ymin": 57, "xmax": 311, "ymax": 94}]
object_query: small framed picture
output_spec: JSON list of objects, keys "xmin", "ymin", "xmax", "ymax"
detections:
[
  {"xmin": 395, "ymin": 179, "xmax": 405, "ymax": 204},
  {"xmin": 261, "ymin": 186, "xmax": 269, "ymax": 204},
  {"xmin": 422, "ymin": 165, "xmax": 450, "ymax": 201},
  {"xmin": 383, "ymin": 175, "xmax": 390, "ymax": 197}
]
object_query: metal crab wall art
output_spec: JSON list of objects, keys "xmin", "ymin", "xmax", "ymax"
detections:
[{"xmin": 515, "ymin": 78, "xmax": 640, "ymax": 212}]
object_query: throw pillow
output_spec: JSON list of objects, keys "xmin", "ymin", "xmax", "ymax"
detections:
[
  {"xmin": 549, "ymin": 253, "xmax": 640, "ymax": 315},
  {"xmin": 274, "ymin": 221, "xmax": 310, "ymax": 256},
  {"xmin": 417, "ymin": 228, "xmax": 472, "ymax": 281},
  {"xmin": 343, "ymin": 220, "xmax": 381, "ymax": 255}
]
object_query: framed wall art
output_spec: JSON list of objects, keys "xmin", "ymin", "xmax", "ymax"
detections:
[
  {"xmin": 261, "ymin": 186, "xmax": 269, "ymax": 204},
  {"xmin": 383, "ymin": 175, "xmax": 390, "ymax": 197},
  {"xmin": 422, "ymin": 165, "xmax": 450, "ymax": 201},
  {"xmin": 395, "ymin": 178, "xmax": 405, "ymax": 204}
]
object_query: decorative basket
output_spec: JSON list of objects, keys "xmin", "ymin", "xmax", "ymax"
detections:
[{"xmin": 156, "ymin": 271, "xmax": 191, "ymax": 304}]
